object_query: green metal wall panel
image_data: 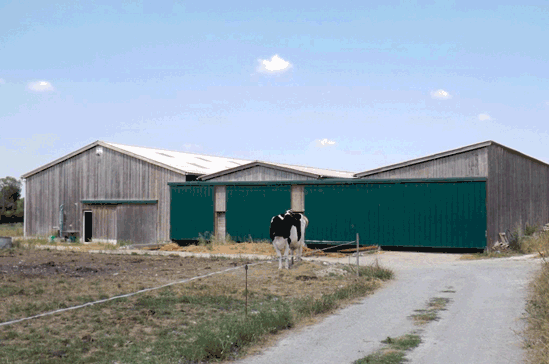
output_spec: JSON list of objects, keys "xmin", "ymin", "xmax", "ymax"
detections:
[
  {"xmin": 304, "ymin": 181, "xmax": 486, "ymax": 249},
  {"xmin": 226, "ymin": 185, "xmax": 291, "ymax": 241},
  {"xmin": 170, "ymin": 185, "xmax": 214, "ymax": 240}
]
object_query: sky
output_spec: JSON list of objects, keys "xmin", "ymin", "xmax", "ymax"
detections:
[{"xmin": 1, "ymin": 0, "xmax": 549, "ymax": 189}]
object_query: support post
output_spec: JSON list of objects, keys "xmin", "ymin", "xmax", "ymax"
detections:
[
  {"xmin": 245, "ymin": 264, "xmax": 248, "ymax": 317},
  {"xmin": 356, "ymin": 233, "xmax": 359, "ymax": 277}
]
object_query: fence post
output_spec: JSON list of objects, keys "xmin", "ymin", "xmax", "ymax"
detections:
[
  {"xmin": 356, "ymin": 233, "xmax": 359, "ymax": 277},
  {"xmin": 245, "ymin": 264, "xmax": 248, "ymax": 317}
]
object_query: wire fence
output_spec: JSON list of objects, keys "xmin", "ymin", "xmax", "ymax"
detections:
[{"xmin": 1, "ymin": 234, "xmax": 380, "ymax": 328}]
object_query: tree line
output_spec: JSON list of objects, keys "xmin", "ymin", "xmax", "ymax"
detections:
[{"xmin": 1, "ymin": 177, "xmax": 24, "ymax": 224}]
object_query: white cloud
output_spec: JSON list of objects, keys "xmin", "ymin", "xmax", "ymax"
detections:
[
  {"xmin": 478, "ymin": 113, "xmax": 492, "ymax": 121},
  {"xmin": 0, "ymin": 78, "xmax": 5, "ymax": 84},
  {"xmin": 258, "ymin": 55, "xmax": 291, "ymax": 73},
  {"xmin": 28, "ymin": 80, "xmax": 54, "ymax": 92},
  {"xmin": 315, "ymin": 138, "xmax": 336, "ymax": 148},
  {"xmin": 430, "ymin": 89, "xmax": 452, "ymax": 100}
]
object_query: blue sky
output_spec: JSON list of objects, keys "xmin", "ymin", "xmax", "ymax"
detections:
[{"xmin": 1, "ymin": 0, "xmax": 548, "ymax": 186}]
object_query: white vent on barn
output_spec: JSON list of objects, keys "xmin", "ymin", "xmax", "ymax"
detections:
[{"xmin": 95, "ymin": 147, "xmax": 103, "ymax": 156}]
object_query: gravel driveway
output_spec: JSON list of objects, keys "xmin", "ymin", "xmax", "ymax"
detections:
[{"xmin": 235, "ymin": 252, "xmax": 540, "ymax": 364}]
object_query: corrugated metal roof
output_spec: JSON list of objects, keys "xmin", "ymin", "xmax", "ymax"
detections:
[
  {"xmin": 198, "ymin": 160, "xmax": 355, "ymax": 180},
  {"xmin": 22, "ymin": 140, "xmax": 355, "ymax": 179},
  {"xmin": 261, "ymin": 161, "xmax": 355, "ymax": 179},
  {"xmin": 104, "ymin": 142, "xmax": 252, "ymax": 175}
]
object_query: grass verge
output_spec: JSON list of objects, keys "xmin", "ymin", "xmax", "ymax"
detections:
[
  {"xmin": 523, "ymin": 231, "xmax": 549, "ymax": 364},
  {"xmin": 354, "ymin": 334, "xmax": 421, "ymax": 364}
]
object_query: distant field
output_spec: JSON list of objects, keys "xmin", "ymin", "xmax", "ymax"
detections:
[{"xmin": 0, "ymin": 223, "xmax": 23, "ymax": 237}]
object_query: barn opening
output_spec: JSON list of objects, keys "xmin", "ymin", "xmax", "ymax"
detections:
[{"xmin": 83, "ymin": 211, "xmax": 92, "ymax": 242}]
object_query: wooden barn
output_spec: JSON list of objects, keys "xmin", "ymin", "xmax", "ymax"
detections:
[
  {"xmin": 21, "ymin": 141, "xmax": 352, "ymax": 244},
  {"xmin": 355, "ymin": 140, "xmax": 549, "ymax": 248}
]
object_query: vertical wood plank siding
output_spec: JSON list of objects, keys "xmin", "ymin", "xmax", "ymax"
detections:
[
  {"xmin": 487, "ymin": 145, "xmax": 549, "ymax": 247},
  {"xmin": 116, "ymin": 204, "xmax": 158, "ymax": 244},
  {"xmin": 25, "ymin": 146, "xmax": 186, "ymax": 242},
  {"xmin": 207, "ymin": 166, "xmax": 316, "ymax": 181},
  {"xmin": 363, "ymin": 148, "xmax": 489, "ymax": 179}
]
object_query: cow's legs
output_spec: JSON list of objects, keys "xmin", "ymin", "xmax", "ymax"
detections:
[{"xmin": 284, "ymin": 243, "xmax": 290, "ymax": 269}]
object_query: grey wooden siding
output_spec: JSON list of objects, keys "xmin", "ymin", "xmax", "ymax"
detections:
[
  {"xmin": 206, "ymin": 166, "xmax": 317, "ymax": 181},
  {"xmin": 25, "ymin": 146, "xmax": 186, "ymax": 242},
  {"xmin": 117, "ymin": 204, "xmax": 158, "ymax": 244},
  {"xmin": 486, "ymin": 144, "xmax": 549, "ymax": 247},
  {"xmin": 88, "ymin": 205, "xmax": 117, "ymax": 243},
  {"xmin": 363, "ymin": 148, "xmax": 489, "ymax": 179}
]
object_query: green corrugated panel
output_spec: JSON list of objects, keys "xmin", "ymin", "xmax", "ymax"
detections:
[
  {"xmin": 170, "ymin": 185, "xmax": 214, "ymax": 240},
  {"xmin": 304, "ymin": 181, "xmax": 486, "ymax": 249},
  {"xmin": 226, "ymin": 185, "xmax": 291, "ymax": 241}
]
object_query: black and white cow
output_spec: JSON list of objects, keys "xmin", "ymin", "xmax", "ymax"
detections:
[{"xmin": 269, "ymin": 210, "xmax": 309, "ymax": 269}]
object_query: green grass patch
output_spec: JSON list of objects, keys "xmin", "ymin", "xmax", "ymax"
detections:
[
  {"xmin": 355, "ymin": 334, "xmax": 421, "ymax": 364},
  {"xmin": 410, "ymin": 297, "xmax": 450, "ymax": 325},
  {"xmin": 343, "ymin": 264, "xmax": 395, "ymax": 281}
]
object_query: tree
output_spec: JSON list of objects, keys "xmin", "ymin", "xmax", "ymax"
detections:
[{"xmin": 1, "ymin": 177, "xmax": 22, "ymax": 222}]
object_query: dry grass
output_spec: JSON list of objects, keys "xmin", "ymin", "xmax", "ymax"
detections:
[
  {"xmin": 0, "ymin": 223, "xmax": 23, "ymax": 237},
  {"xmin": 0, "ymin": 247, "xmax": 393, "ymax": 363},
  {"xmin": 523, "ymin": 232, "xmax": 549, "ymax": 364}
]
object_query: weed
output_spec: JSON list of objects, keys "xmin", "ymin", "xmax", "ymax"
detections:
[
  {"xmin": 523, "ymin": 259, "xmax": 549, "ymax": 364},
  {"xmin": 343, "ymin": 264, "xmax": 394, "ymax": 280},
  {"xmin": 355, "ymin": 334, "xmax": 421, "ymax": 364}
]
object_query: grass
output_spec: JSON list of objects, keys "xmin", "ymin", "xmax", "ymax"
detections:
[
  {"xmin": 0, "ymin": 223, "xmax": 23, "ymax": 237},
  {"xmin": 522, "ymin": 230, "xmax": 549, "ymax": 364},
  {"xmin": 461, "ymin": 226, "xmax": 549, "ymax": 260},
  {"xmin": 354, "ymin": 334, "xmax": 421, "ymax": 364},
  {"xmin": 0, "ymin": 250, "xmax": 394, "ymax": 363},
  {"xmin": 410, "ymin": 297, "xmax": 451, "ymax": 325}
]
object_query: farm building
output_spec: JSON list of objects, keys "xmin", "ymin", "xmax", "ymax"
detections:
[
  {"xmin": 355, "ymin": 141, "xmax": 549, "ymax": 248},
  {"xmin": 170, "ymin": 178, "xmax": 487, "ymax": 249},
  {"xmin": 21, "ymin": 141, "xmax": 353, "ymax": 244},
  {"xmin": 170, "ymin": 140, "xmax": 549, "ymax": 251}
]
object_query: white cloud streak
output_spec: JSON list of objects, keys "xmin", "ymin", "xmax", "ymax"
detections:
[
  {"xmin": 430, "ymin": 89, "xmax": 452, "ymax": 100},
  {"xmin": 315, "ymin": 138, "xmax": 336, "ymax": 148},
  {"xmin": 258, "ymin": 55, "xmax": 291, "ymax": 73},
  {"xmin": 478, "ymin": 113, "xmax": 492, "ymax": 121},
  {"xmin": 28, "ymin": 80, "xmax": 54, "ymax": 92},
  {"xmin": 0, "ymin": 78, "xmax": 5, "ymax": 84}
]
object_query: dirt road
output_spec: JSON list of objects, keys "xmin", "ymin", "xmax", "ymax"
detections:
[{"xmin": 235, "ymin": 253, "xmax": 540, "ymax": 364}]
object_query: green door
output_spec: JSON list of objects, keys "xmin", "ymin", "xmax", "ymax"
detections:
[
  {"xmin": 226, "ymin": 185, "xmax": 291, "ymax": 241},
  {"xmin": 170, "ymin": 185, "xmax": 214, "ymax": 240},
  {"xmin": 304, "ymin": 181, "xmax": 486, "ymax": 249}
]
